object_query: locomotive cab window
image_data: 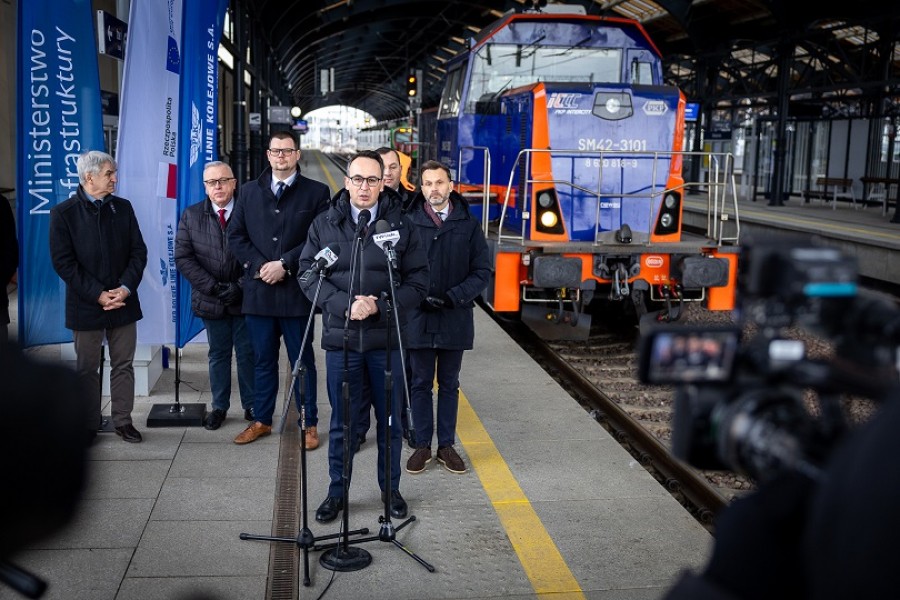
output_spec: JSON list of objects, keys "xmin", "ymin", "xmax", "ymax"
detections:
[
  {"xmin": 631, "ymin": 60, "xmax": 653, "ymax": 85},
  {"xmin": 438, "ymin": 65, "xmax": 464, "ymax": 119},
  {"xmin": 465, "ymin": 43, "xmax": 622, "ymax": 114}
]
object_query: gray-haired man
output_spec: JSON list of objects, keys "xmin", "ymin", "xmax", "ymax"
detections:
[{"xmin": 49, "ymin": 150, "xmax": 148, "ymax": 444}]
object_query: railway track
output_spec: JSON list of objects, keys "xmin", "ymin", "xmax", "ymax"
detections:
[{"xmin": 484, "ymin": 303, "xmax": 733, "ymax": 530}]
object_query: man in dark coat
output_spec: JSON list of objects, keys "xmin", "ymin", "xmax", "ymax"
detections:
[
  {"xmin": 404, "ymin": 160, "xmax": 491, "ymax": 475},
  {"xmin": 0, "ymin": 192, "xmax": 17, "ymax": 344},
  {"xmin": 227, "ymin": 131, "xmax": 330, "ymax": 447},
  {"xmin": 377, "ymin": 146, "xmax": 416, "ymax": 212},
  {"xmin": 49, "ymin": 150, "xmax": 148, "ymax": 444},
  {"xmin": 353, "ymin": 149, "xmax": 417, "ymax": 452},
  {"xmin": 175, "ymin": 161, "xmax": 255, "ymax": 431},
  {"xmin": 298, "ymin": 150, "xmax": 429, "ymax": 524}
]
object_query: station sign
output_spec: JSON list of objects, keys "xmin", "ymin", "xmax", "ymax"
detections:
[{"xmin": 97, "ymin": 10, "xmax": 127, "ymax": 60}]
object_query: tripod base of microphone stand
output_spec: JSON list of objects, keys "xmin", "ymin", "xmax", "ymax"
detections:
[
  {"xmin": 146, "ymin": 403, "xmax": 206, "ymax": 427},
  {"xmin": 319, "ymin": 545, "xmax": 372, "ymax": 572}
]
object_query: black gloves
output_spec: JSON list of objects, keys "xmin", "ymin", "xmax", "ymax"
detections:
[
  {"xmin": 215, "ymin": 282, "xmax": 242, "ymax": 306},
  {"xmin": 422, "ymin": 295, "xmax": 452, "ymax": 311}
]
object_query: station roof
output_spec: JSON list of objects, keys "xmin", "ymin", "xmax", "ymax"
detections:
[{"xmin": 244, "ymin": 0, "xmax": 899, "ymax": 122}]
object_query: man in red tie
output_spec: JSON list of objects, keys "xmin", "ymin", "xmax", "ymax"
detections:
[{"xmin": 175, "ymin": 161, "xmax": 255, "ymax": 431}]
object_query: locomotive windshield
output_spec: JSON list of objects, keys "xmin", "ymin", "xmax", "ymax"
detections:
[{"xmin": 466, "ymin": 43, "xmax": 621, "ymax": 113}]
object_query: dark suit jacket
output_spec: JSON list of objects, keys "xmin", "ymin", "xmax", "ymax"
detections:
[{"xmin": 227, "ymin": 167, "xmax": 330, "ymax": 317}]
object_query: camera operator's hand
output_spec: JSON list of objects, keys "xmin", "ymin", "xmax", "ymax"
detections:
[
  {"xmin": 701, "ymin": 473, "xmax": 816, "ymax": 600},
  {"xmin": 216, "ymin": 282, "xmax": 242, "ymax": 306}
]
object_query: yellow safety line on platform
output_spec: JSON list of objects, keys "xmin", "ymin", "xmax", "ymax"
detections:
[
  {"xmin": 457, "ymin": 391, "xmax": 586, "ymax": 599},
  {"xmin": 312, "ymin": 150, "xmax": 341, "ymax": 194}
]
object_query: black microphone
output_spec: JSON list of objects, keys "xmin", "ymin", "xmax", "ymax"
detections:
[
  {"xmin": 356, "ymin": 209, "xmax": 371, "ymax": 237},
  {"xmin": 299, "ymin": 246, "xmax": 341, "ymax": 283},
  {"xmin": 373, "ymin": 220, "xmax": 400, "ymax": 270}
]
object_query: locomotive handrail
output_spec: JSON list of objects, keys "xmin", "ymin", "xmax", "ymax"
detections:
[
  {"xmin": 492, "ymin": 148, "xmax": 739, "ymax": 246},
  {"xmin": 456, "ymin": 145, "xmax": 492, "ymax": 236}
]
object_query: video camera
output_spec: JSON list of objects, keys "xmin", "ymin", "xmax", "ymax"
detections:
[{"xmin": 638, "ymin": 236, "xmax": 900, "ymax": 483}]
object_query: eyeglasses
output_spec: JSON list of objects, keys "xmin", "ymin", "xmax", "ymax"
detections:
[
  {"xmin": 267, "ymin": 148, "xmax": 297, "ymax": 156},
  {"xmin": 204, "ymin": 177, "xmax": 236, "ymax": 187},
  {"xmin": 348, "ymin": 175, "xmax": 382, "ymax": 188}
]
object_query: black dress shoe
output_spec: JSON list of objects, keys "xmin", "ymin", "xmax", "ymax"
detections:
[
  {"xmin": 381, "ymin": 489, "xmax": 408, "ymax": 519},
  {"xmin": 315, "ymin": 496, "xmax": 344, "ymax": 523},
  {"xmin": 114, "ymin": 423, "xmax": 143, "ymax": 443},
  {"xmin": 244, "ymin": 408, "xmax": 255, "ymax": 422},
  {"xmin": 204, "ymin": 409, "xmax": 227, "ymax": 430}
]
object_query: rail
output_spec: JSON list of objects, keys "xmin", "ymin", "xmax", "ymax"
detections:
[
  {"xmin": 456, "ymin": 146, "xmax": 492, "ymax": 237},
  {"xmin": 459, "ymin": 148, "xmax": 739, "ymax": 246}
]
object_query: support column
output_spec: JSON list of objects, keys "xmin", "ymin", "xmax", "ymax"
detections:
[
  {"xmin": 248, "ymin": 23, "xmax": 263, "ymax": 179},
  {"xmin": 231, "ymin": 0, "xmax": 248, "ymax": 186},
  {"xmin": 768, "ymin": 40, "xmax": 794, "ymax": 207}
]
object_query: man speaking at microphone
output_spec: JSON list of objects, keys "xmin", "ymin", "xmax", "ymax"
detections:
[{"xmin": 298, "ymin": 150, "xmax": 428, "ymax": 524}]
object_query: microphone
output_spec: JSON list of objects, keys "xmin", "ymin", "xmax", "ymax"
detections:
[
  {"xmin": 299, "ymin": 246, "xmax": 341, "ymax": 283},
  {"xmin": 356, "ymin": 209, "xmax": 371, "ymax": 237},
  {"xmin": 373, "ymin": 220, "xmax": 400, "ymax": 270}
]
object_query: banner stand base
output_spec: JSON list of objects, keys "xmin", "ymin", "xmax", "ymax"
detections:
[
  {"xmin": 98, "ymin": 416, "xmax": 116, "ymax": 433},
  {"xmin": 147, "ymin": 403, "xmax": 206, "ymax": 428}
]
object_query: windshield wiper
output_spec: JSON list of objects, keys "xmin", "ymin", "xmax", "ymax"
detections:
[{"xmin": 549, "ymin": 34, "xmax": 592, "ymax": 56}]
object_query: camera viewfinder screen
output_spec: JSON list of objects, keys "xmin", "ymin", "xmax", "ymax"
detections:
[{"xmin": 646, "ymin": 329, "xmax": 740, "ymax": 384}]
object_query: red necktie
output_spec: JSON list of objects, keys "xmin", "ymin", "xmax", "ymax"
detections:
[{"xmin": 217, "ymin": 208, "xmax": 227, "ymax": 230}]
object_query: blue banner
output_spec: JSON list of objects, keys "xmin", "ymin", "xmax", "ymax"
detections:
[
  {"xmin": 16, "ymin": 0, "xmax": 105, "ymax": 346},
  {"xmin": 175, "ymin": 0, "xmax": 229, "ymax": 347}
]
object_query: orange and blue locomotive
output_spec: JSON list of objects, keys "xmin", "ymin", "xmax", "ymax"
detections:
[{"xmin": 432, "ymin": 6, "xmax": 738, "ymax": 337}]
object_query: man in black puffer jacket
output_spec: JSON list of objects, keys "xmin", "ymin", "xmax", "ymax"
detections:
[
  {"xmin": 175, "ymin": 161, "xmax": 255, "ymax": 431},
  {"xmin": 49, "ymin": 150, "xmax": 147, "ymax": 444},
  {"xmin": 298, "ymin": 150, "xmax": 429, "ymax": 525}
]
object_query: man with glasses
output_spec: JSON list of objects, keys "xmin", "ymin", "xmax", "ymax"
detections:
[
  {"xmin": 298, "ymin": 150, "xmax": 428, "ymax": 523},
  {"xmin": 175, "ymin": 161, "xmax": 255, "ymax": 431},
  {"xmin": 352, "ymin": 146, "xmax": 417, "ymax": 453},
  {"xmin": 228, "ymin": 131, "xmax": 330, "ymax": 447}
]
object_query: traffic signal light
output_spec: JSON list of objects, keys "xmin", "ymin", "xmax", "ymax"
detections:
[{"xmin": 407, "ymin": 72, "xmax": 417, "ymax": 97}]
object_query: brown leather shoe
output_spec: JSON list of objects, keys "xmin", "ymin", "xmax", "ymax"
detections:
[
  {"xmin": 304, "ymin": 425, "xmax": 319, "ymax": 450},
  {"xmin": 436, "ymin": 445, "xmax": 467, "ymax": 474},
  {"xmin": 234, "ymin": 421, "xmax": 272, "ymax": 445}
]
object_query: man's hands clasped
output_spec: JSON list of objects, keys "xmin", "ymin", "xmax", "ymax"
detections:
[
  {"xmin": 216, "ymin": 282, "xmax": 242, "ymax": 306},
  {"xmin": 98, "ymin": 287, "xmax": 129, "ymax": 311}
]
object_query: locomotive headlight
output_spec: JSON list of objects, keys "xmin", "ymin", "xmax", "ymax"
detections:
[
  {"xmin": 659, "ymin": 213, "xmax": 674, "ymax": 228},
  {"xmin": 664, "ymin": 193, "xmax": 677, "ymax": 209},
  {"xmin": 537, "ymin": 192, "xmax": 553, "ymax": 208},
  {"xmin": 540, "ymin": 211, "xmax": 558, "ymax": 228}
]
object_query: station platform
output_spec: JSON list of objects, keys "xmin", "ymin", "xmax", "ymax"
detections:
[
  {"xmin": 682, "ymin": 188, "xmax": 900, "ymax": 285},
  {"xmin": 5, "ymin": 300, "xmax": 712, "ymax": 600}
]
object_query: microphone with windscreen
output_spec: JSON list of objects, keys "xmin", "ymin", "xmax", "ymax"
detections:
[
  {"xmin": 373, "ymin": 220, "xmax": 400, "ymax": 270},
  {"xmin": 299, "ymin": 245, "xmax": 341, "ymax": 283},
  {"xmin": 356, "ymin": 209, "xmax": 371, "ymax": 238}
]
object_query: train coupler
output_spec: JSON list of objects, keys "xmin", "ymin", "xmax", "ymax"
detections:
[
  {"xmin": 656, "ymin": 283, "xmax": 684, "ymax": 323},
  {"xmin": 608, "ymin": 264, "xmax": 630, "ymax": 301}
]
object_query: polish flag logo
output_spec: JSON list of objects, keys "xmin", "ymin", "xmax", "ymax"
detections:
[{"xmin": 157, "ymin": 162, "xmax": 177, "ymax": 200}]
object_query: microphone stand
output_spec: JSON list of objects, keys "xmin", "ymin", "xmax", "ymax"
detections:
[
  {"xmin": 239, "ymin": 267, "xmax": 368, "ymax": 585},
  {"xmin": 320, "ymin": 222, "xmax": 373, "ymax": 572},
  {"xmin": 322, "ymin": 241, "xmax": 434, "ymax": 572}
]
